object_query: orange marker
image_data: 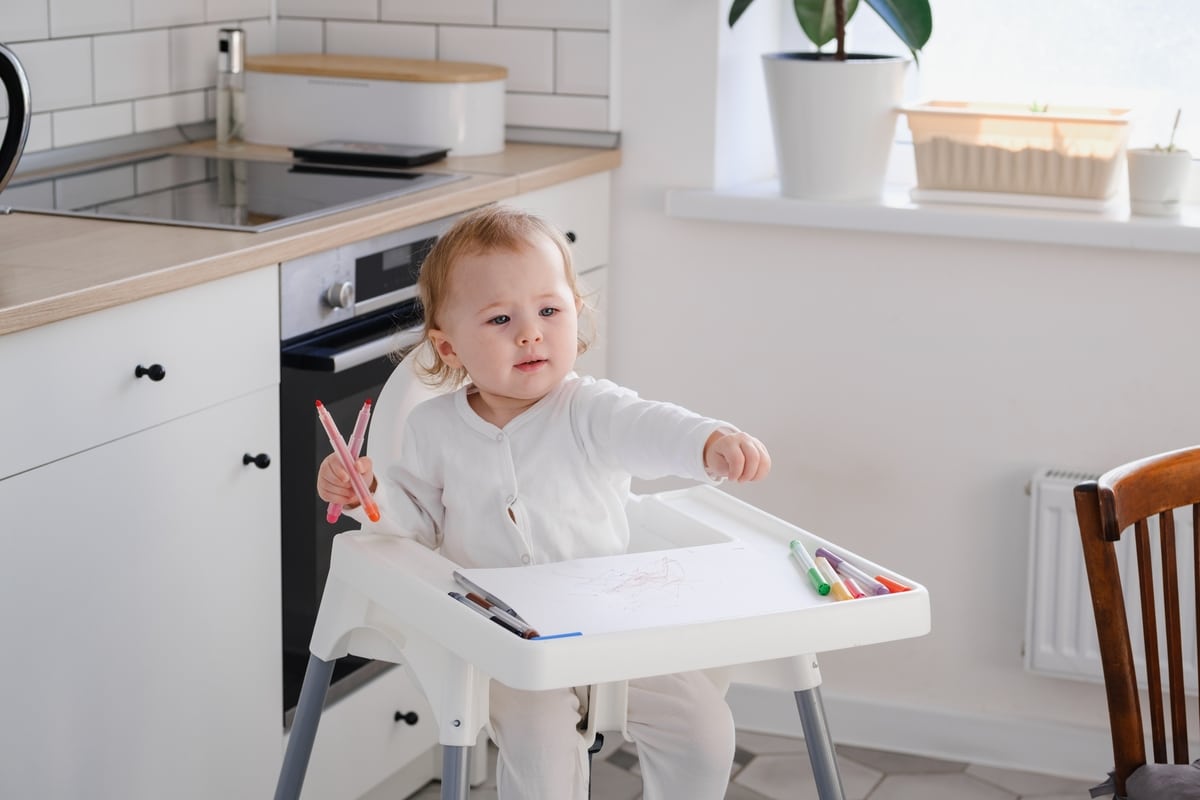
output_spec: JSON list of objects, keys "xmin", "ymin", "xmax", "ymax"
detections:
[
  {"xmin": 875, "ymin": 576, "xmax": 911, "ymax": 593},
  {"xmin": 316, "ymin": 400, "xmax": 380, "ymax": 522}
]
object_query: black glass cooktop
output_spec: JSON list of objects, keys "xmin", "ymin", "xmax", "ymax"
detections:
[{"xmin": 0, "ymin": 153, "xmax": 465, "ymax": 232}]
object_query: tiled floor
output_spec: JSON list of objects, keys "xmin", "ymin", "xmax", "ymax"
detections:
[{"xmin": 406, "ymin": 729, "xmax": 1099, "ymax": 799}]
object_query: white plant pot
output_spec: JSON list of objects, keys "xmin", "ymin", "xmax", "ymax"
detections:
[
  {"xmin": 1126, "ymin": 147, "xmax": 1192, "ymax": 217},
  {"xmin": 762, "ymin": 53, "xmax": 909, "ymax": 201}
]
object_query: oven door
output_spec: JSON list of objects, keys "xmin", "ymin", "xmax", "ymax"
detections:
[{"xmin": 278, "ymin": 299, "xmax": 423, "ymax": 720}]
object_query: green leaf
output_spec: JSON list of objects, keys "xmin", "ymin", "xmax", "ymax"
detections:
[
  {"xmin": 728, "ymin": 0, "xmax": 756, "ymax": 27},
  {"xmin": 793, "ymin": 0, "xmax": 861, "ymax": 48},
  {"xmin": 863, "ymin": 0, "xmax": 932, "ymax": 54}
]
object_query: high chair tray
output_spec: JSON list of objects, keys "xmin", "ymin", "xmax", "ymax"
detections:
[{"xmin": 316, "ymin": 485, "xmax": 930, "ymax": 693}]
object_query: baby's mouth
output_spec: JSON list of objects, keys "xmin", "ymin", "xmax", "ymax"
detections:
[{"xmin": 515, "ymin": 358, "xmax": 547, "ymax": 371}]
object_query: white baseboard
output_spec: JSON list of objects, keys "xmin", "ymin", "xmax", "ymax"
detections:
[{"xmin": 727, "ymin": 684, "xmax": 1112, "ymax": 783}]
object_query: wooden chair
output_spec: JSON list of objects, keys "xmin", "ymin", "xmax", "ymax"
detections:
[{"xmin": 1075, "ymin": 446, "xmax": 1200, "ymax": 799}]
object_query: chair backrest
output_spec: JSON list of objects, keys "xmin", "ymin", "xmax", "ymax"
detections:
[
  {"xmin": 366, "ymin": 341, "xmax": 458, "ymax": 464},
  {"xmin": 1074, "ymin": 445, "xmax": 1200, "ymax": 796}
]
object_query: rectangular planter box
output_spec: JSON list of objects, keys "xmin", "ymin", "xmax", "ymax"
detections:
[{"xmin": 903, "ymin": 101, "xmax": 1132, "ymax": 199}]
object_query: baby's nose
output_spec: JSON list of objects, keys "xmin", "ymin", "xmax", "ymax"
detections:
[{"xmin": 517, "ymin": 325, "xmax": 543, "ymax": 345}]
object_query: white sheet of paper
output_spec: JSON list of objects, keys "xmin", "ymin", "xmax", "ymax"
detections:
[{"xmin": 458, "ymin": 541, "xmax": 828, "ymax": 637}]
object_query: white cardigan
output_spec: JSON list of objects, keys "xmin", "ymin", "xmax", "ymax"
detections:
[{"xmin": 350, "ymin": 375, "xmax": 728, "ymax": 569}]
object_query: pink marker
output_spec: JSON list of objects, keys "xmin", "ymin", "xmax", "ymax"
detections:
[
  {"xmin": 315, "ymin": 400, "xmax": 380, "ymax": 522},
  {"xmin": 326, "ymin": 399, "xmax": 373, "ymax": 523}
]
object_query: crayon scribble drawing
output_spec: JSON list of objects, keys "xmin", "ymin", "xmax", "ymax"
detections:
[{"xmin": 559, "ymin": 555, "xmax": 690, "ymax": 612}]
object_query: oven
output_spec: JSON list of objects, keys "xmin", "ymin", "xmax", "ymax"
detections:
[{"xmin": 278, "ymin": 212, "xmax": 462, "ymax": 723}]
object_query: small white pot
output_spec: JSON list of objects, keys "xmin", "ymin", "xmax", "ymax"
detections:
[
  {"xmin": 1126, "ymin": 147, "xmax": 1192, "ymax": 217},
  {"xmin": 762, "ymin": 53, "xmax": 909, "ymax": 201}
]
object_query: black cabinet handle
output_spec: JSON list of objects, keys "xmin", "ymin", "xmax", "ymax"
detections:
[
  {"xmin": 134, "ymin": 363, "xmax": 166, "ymax": 381},
  {"xmin": 565, "ymin": 230, "xmax": 577, "ymax": 243},
  {"xmin": 394, "ymin": 710, "xmax": 419, "ymax": 726},
  {"xmin": 242, "ymin": 453, "xmax": 271, "ymax": 469}
]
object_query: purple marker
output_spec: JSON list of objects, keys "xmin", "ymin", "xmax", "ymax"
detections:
[{"xmin": 815, "ymin": 547, "xmax": 891, "ymax": 596}]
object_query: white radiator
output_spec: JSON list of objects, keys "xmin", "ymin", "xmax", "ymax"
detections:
[{"xmin": 1024, "ymin": 467, "xmax": 1199, "ymax": 692}]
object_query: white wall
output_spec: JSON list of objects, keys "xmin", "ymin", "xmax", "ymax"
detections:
[
  {"xmin": 613, "ymin": 0, "xmax": 1200, "ymax": 779},
  {"xmin": 2, "ymin": 0, "xmax": 614, "ymax": 158}
]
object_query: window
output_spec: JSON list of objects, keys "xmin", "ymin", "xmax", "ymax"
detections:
[{"xmin": 848, "ymin": 0, "xmax": 1200, "ymax": 152}]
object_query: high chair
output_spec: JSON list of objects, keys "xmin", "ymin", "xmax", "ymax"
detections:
[{"xmin": 275, "ymin": 344, "xmax": 930, "ymax": 800}]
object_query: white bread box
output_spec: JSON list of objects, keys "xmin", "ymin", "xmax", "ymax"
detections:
[{"xmin": 242, "ymin": 54, "xmax": 507, "ymax": 156}]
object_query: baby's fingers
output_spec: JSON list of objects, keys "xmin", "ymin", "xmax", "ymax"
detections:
[{"xmin": 725, "ymin": 436, "xmax": 771, "ymax": 482}]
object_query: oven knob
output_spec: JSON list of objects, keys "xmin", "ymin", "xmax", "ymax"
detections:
[{"xmin": 324, "ymin": 281, "xmax": 355, "ymax": 309}]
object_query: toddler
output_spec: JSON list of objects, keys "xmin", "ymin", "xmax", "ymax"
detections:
[{"xmin": 317, "ymin": 204, "xmax": 771, "ymax": 800}]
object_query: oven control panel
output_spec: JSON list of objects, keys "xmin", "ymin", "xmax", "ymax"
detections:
[{"xmin": 280, "ymin": 211, "xmax": 462, "ymax": 341}]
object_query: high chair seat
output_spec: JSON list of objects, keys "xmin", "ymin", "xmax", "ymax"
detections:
[{"xmin": 275, "ymin": 346, "xmax": 931, "ymax": 800}]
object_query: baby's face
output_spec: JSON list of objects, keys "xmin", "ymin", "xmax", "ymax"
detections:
[{"xmin": 429, "ymin": 234, "xmax": 580, "ymax": 414}]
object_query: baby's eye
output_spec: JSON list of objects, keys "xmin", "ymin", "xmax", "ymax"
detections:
[
  {"xmin": 539, "ymin": 307, "xmax": 558, "ymax": 317},
  {"xmin": 488, "ymin": 315, "xmax": 511, "ymax": 325}
]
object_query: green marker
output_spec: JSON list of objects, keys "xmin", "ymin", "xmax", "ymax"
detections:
[{"xmin": 789, "ymin": 539, "xmax": 831, "ymax": 595}]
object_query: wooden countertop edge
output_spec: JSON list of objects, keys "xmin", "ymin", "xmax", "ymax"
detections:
[{"xmin": 0, "ymin": 145, "xmax": 621, "ymax": 337}]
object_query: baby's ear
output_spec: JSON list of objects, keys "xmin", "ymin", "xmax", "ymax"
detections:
[{"xmin": 428, "ymin": 329, "xmax": 462, "ymax": 369}]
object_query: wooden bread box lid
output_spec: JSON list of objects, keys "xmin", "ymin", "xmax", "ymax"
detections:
[{"xmin": 243, "ymin": 53, "xmax": 507, "ymax": 83}]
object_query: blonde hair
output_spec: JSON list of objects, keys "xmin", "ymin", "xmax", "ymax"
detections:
[{"xmin": 409, "ymin": 204, "xmax": 594, "ymax": 387}]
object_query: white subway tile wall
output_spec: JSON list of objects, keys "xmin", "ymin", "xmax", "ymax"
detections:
[
  {"xmin": 24, "ymin": 113, "xmax": 53, "ymax": 151},
  {"xmin": 1, "ymin": 0, "xmax": 615, "ymax": 157},
  {"xmin": 555, "ymin": 30, "xmax": 608, "ymax": 96},
  {"xmin": 207, "ymin": 0, "xmax": 270, "ymax": 22},
  {"xmin": 53, "ymin": 102, "xmax": 133, "ymax": 147},
  {"xmin": 275, "ymin": 18, "xmax": 322, "ymax": 53},
  {"xmin": 94, "ymin": 30, "xmax": 171, "ymax": 103},
  {"xmin": 440, "ymin": 25, "xmax": 554, "ymax": 93},
  {"xmin": 497, "ymin": 0, "xmax": 609, "ymax": 30},
  {"xmin": 132, "ymin": 0, "xmax": 205, "ymax": 30},
  {"xmin": 0, "ymin": 1, "xmax": 51, "ymax": 41},
  {"xmin": 506, "ymin": 92, "xmax": 608, "ymax": 131},
  {"xmin": 11, "ymin": 38, "xmax": 92, "ymax": 112},
  {"xmin": 276, "ymin": 0, "xmax": 378, "ymax": 21},
  {"xmin": 134, "ymin": 90, "xmax": 206, "ymax": 132},
  {"xmin": 324, "ymin": 21, "xmax": 435, "ymax": 61},
  {"xmin": 381, "ymin": 0, "xmax": 494, "ymax": 27},
  {"xmin": 169, "ymin": 23, "xmax": 226, "ymax": 92}
]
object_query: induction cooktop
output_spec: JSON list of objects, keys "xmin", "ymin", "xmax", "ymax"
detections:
[{"xmin": 0, "ymin": 153, "xmax": 466, "ymax": 232}]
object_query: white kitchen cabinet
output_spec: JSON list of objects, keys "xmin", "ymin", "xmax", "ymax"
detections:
[
  {"xmin": 0, "ymin": 267, "xmax": 281, "ymax": 799},
  {"xmin": 287, "ymin": 666, "xmax": 439, "ymax": 800},
  {"xmin": 504, "ymin": 170, "xmax": 612, "ymax": 378}
]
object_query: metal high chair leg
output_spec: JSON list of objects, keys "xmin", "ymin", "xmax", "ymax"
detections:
[
  {"xmin": 275, "ymin": 654, "xmax": 336, "ymax": 800},
  {"xmin": 440, "ymin": 745, "xmax": 470, "ymax": 799},
  {"xmin": 795, "ymin": 686, "xmax": 845, "ymax": 800},
  {"xmin": 586, "ymin": 733, "xmax": 605, "ymax": 800}
]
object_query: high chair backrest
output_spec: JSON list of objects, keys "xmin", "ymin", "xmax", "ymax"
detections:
[
  {"xmin": 366, "ymin": 341, "xmax": 458, "ymax": 463},
  {"xmin": 1075, "ymin": 445, "xmax": 1200, "ymax": 798}
]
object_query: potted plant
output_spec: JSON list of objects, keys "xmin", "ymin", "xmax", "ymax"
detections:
[
  {"xmin": 1127, "ymin": 110, "xmax": 1192, "ymax": 217},
  {"xmin": 728, "ymin": 0, "xmax": 932, "ymax": 201}
]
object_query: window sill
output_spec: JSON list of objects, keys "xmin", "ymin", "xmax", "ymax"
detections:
[{"xmin": 664, "ymin": 180, "xmax": 1200, "ymax": 256}]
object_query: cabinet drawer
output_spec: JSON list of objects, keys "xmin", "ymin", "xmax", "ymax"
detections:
[
  {"xmin": 0, "ymin": 266, "xmax": 278, "ymax": 479},
  {"xmin": 504, "ymin": 171, "xmax": 611, "ymax": 273},
  {"xmin": 291, "ymin": 666, "xmax": 438, "ymax": 800}
]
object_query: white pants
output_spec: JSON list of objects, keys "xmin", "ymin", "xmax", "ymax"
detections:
[{"xmin": 488, "ymin": 670, "xmax": 735, "ymax": 800}]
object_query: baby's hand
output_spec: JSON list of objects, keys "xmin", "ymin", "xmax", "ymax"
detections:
[
  {"xmin": 316, "ymin": 452, "xmax": 376, "ymax": 507},
  {"xmin": 703, "ymin": 430, "xmax": 771, "ymax": 483}
]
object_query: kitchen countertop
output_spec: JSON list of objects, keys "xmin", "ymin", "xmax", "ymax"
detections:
[{"xmin": 0, "ymin": 141, "xmax": 620, "ymax": 337}]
